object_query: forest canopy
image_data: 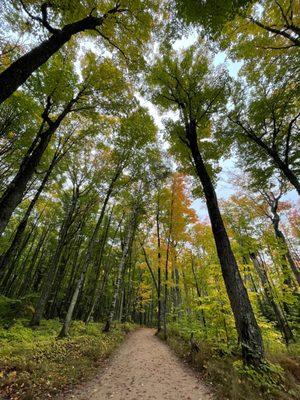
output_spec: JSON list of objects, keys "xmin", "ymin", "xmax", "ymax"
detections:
[{"xmin": 0, "ymin": 1, "xmax": 299, "ymax": 399}]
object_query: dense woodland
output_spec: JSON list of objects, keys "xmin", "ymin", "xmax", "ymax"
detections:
[{"xmin": 0, "ymin": 0, "xmax": 299, "ymax": 399}]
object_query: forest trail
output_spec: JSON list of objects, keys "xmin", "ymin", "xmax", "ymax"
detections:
[{"xmin": 66, "ymin": 328, "xmax": 213, "ymax": 400}]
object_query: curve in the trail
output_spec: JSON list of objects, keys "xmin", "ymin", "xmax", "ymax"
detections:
[{"xmin": 67, "ymin": 328, "xmax": 213, "ymax": 400}]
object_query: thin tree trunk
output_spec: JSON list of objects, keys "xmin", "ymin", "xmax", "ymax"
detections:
[
  {"xmin": 156, "ymin": 192, "xmax": 162, "ymax": 333},
  {"xmin": 58, "ymin": 259, "xmax": 85, "ymax": 338},
  {"xmin": 85, "ymin": 210, "xmax": 114, "ymax": 324},
  {"xmin": 250, "ymin": 253, "xmax": 294, "ymax": 345},
  {"xmin": 18, "ymin": 226, "xmax": 50, "ymax": 297},
  {"xmin": 61, "ymin": 234, "xmax": 85, "ymax": 314},
  {"xmin": 47, "ymin": 245, "xmax": 72, "ymax": 319},
  {"xmin": 272, "ymin": 216, "xmax": 300, "ymax": 286},
  {"xmin": 163, "ymin": 183, "xmax": 175, "ymax": 339},
  {"xmin": 103, "ymin": 202, "xmax": 140, "ymax": 332},
  {"xmin": 6, "ymin": 225, "xmax": 39, "ymax": 296},
  {"xmin": 191, "ymin": 255, "xmax": 207, "ymax": 329},
  {"xmin": 30, "ymin": 187, "xmax": 79, "ymax": 326}
]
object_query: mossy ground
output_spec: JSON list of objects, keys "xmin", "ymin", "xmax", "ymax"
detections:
[
  {"xmin": 0, "ymin": 318, "xmax": 136, "ymax": 400},
  {"xmin": 160, "ymin": 323, "xmax": 300, "ymax": 400}
]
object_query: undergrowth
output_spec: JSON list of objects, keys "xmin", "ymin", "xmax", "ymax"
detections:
[
  {"xmin": 0, "ymin": 318, "xmax": 136, "ymax": 400},
  {"xmin": 161, "ymin": 322, "xmax": 300, "ymax": 400}
]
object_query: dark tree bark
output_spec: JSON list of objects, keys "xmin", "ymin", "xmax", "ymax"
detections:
[
  {"xmin": 0, "ymin": 97, "xmax": 76, "ymax": 236},
  {"xmin": 230, "ymin": 117, "xmax": 300, "ymax": 195},
  {"xmin": 0, "ymin": 218, "xmax": 38, "ymax": 291},
  {"xmin": 0, "ymin": 150, "xmax": 59, "ymax": 273},
  {"xmin": 251, "ymin": 18, "xmax": 300, "ymax": 47},
  {"xmin": 0, "ymin": 5, "xmax": 125, "ymax": 105},
  {"xmin": 3, "ymin": 221, "xmax": 39, "ymax": 296},
  {"xmin": 186, "ymin": 119, "xmax": 264, "ymax": 366}
]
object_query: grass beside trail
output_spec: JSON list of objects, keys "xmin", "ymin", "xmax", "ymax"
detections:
[
  {"xmin": 0, "ymin": 319, "xmax": 136, "ymax": 400},
  {"xmin": 161, "ymin": 323, "xmax": 300, "ymax": 400}
]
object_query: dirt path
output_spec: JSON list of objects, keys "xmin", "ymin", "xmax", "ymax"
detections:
[{"xmin": 67, "ymin": 328, "xmax": 213, "ymax": 400}]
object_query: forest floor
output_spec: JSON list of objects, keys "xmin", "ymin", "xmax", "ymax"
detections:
[{"xmin": 64, "ymin": 328, "xmax": 214, "ymax": 400}]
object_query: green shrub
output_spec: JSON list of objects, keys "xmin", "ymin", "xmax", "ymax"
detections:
[
  {"xmin": 163, "ymin": 322, "xmax": 300, "ymax": 400},
  {"xmin": 0, "ymin": 295, "xmax": 35, "ymax": 325},
  {"xmin": 0, "ymin": 318, "xmax": 136, "ymax": 399}
]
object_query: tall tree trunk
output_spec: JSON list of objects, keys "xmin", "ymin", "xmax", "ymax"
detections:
[
  {"xmin": 5, "ymin": 224, "xmax": 39, "ymax": 296},
  {"xmin": 47, "ymin": 245, "xmax": 72, "ymax": 319},
  {"xmin": 31, "ymin": 248, "xmax": 50, "ymax": 292},
  {"xmin": 86, "ymin": 214, "xmax": 124, "ymax": 322},
  {"xmin": 18, "ymin": 226, "xmax": 50, "ymax": 297},
  {"xmin": 84, "ymin": 211, "xmax": 113, "ymax": 324},
  {"xmin": 0, "ymin": 151, "xmax": 58, "ymax": 272},
  {"xmin": 0, "ymin": 98, "xmax": 75, "ymax": 236},
  {"xmin": 58, "ymin": 259, "xmax": 85, "ymax": 338},
  {"xmin": 30, "ymin": 187, "xmax": 79, "ymax": 326},
  {"xmin": 173, "ymin": 265, "xmax": 181, "ymax": 318},
  {"xmin": 238, "ymin": 127, "xmax": 300, "ymax": 195},
  {"xmin": 186, "ymin": 120, "xmax": 264, "ymax": 366},
  {"xmin": 61, "ymin": 234, "xmax": 85, "ymax": 315},
  {"xmin": 272, "ymin": 214, "xmax": 300, "ymax": 286},
  {"xmin": 0, "ymin": 6, "xmax": 124, "ymax": 105},
  {"xmin": 163, "ymin": 236, "xmax": 170, "ymax": 340},
  {"xmin": 163, "ymin": 182, "xmax": 174, "ymax": 339},
  {"xmin": 0, "ymin": 218, "xmax": 38, "ymax": 290},
  {"xmin": 103, "ymin": 202, "xmax": 140, "ymax": 332},
  {"xmin": 250, "ymin": 253, "xmax": 294, "ymax": 345},
  {"xmin": 83, "ymin": 165, "xmax": 123, "ymax": 320},
  {"xmin": 190, "ymin": 255, "xmax": 207, "ymax": 330},
  {"xmin": 156, "ymin": 192, "xmax": 162, "ymax": 333}
]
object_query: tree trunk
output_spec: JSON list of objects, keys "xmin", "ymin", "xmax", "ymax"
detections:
[
  {"xmin": 30, "ymin": 187, "xmax": 79, "ymax": 326},
  {"xmin": 156, "ymin": 193, "xmax": 162, "ymax": 333},
  {"xmin": 186, "ymin": 120, "xmax": 264, "ymax": 366},
  {"xmin": 0, "ymin": 151, "xmax": 58, "ymax": 272},
  {"xmin": 0, "ymin": 99, "xmax": 74, "ymax": 236},
  {"xmin": 243, "ymin": 131, "xmax": 300, "ymax": 195},
  {"xmin": 58, "ymin": 261, "xmax": 85, "ymax": 338},
  {"xmin": 103, "ymin": 202, "xmax": 140, "ymax": 332},
  {"xmin": 163, "ymin": 183, "xmax": 174, "ymax": 339},
  {"xmin": 84, "ymin": 211, "xmax": 113, "ymax": 324},
  {"xmin": 272, "ymin": 215, "xmax": 300, "ymax": 286},
  {"xmin": 191, "ymin": 255, "xmax": 207, "ymax": 330},
  {"xmin": 0, "ymin": 8, "xmax": 123, "ymax": 105},
  {"xmin": 163, "ymin": 237, "xmax": 170, "ymax": 340},
  {"xmin": 18, "ymin": 226, "xmax": 50, "ymax": 297},
  {"xmin": 0, "ymin": 219, "xmax": 37, "ymax": 290},
  {"xmin": 250, "ymin": 253, "xmax": 294, "ymax": 345}
]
